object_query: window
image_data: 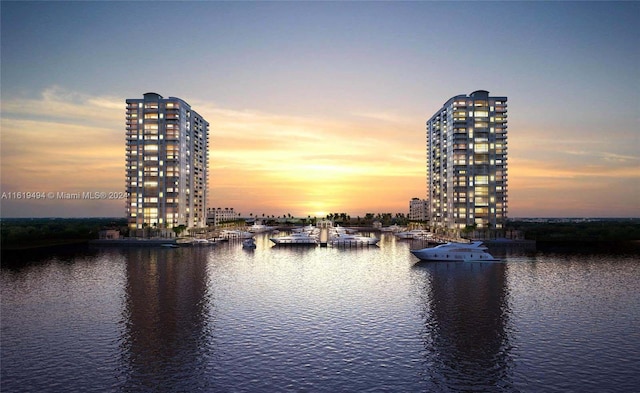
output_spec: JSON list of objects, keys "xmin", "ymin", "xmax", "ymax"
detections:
[
  {"xmin": 475, "ymin": 175, "xmax": 489, "ymax": 185},
  {"xmin": 475, "ymin": 144, "xmax": 489, "ymax": 153}
]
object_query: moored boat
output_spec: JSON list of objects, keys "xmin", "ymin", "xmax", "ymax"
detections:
[
  {"xmin": 270, "ymin": 232, "xmax": 318, "ymax": 245},
  {"xmin": 247, "ymin": 223, "xmax": 274, "ymax": 233},
  {"xmin": 410, "ymin": 241, "xmax": 499, "ymax": 262},
  {"xmin": 220, "ymin": 230, "xmax": 254, "ymax": 239},
  {"xmin": 380, "ymin": 224, "xmax": 405, "ymax": 233},
  {"xmin": 242, "ymin": 238, "xmax": 257, "ymax": 249},
  {"xmin": 329, "ymin": 233, "xmax": 379, "ymax": 246},
  {"xmin": 395, "ymin": 229, "xmax": 432, "ymax": 240}
]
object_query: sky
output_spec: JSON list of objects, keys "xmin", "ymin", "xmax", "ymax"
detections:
[{"xmin": 1, "ymin": 1, "xmax": 639, "ymax": 218}]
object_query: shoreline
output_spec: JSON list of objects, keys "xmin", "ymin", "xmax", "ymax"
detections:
[
  {"xmin": 88, "ymin": 238, "xmax": 178, "ymax": 247},
  {"xmin": 3, "ymin": 237, "xmax": 639, "ymax": 253},
  {"xmin": 1, "ymin": 239, "xmax": 89, "ymax": 251}
]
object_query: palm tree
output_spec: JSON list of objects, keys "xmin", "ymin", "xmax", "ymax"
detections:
[{"xmin": 172, "ymin": 224, "xmax": 186, "ymax": 237}]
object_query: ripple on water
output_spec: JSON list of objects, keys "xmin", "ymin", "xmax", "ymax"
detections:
[{"xmin": 2, "ymin": 239, "xmax": 640, "ymax": 392}]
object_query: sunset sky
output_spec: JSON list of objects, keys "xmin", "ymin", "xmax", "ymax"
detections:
[{"xmin": 1, "ymin": 1, "xmax": 638, "ymax": 218}]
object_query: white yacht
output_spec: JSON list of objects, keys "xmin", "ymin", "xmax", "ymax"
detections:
[
  {"xmin": 380, "ymin": 224, "xmax": 405, "ymax": 233},
  {"xmin": 291, "ymin": 224, "xmax": 316, "ymax": 234},
  {"xmin": 194, "ymin": 238, "xmax": 216, "ymax": 246},
  {"xmin": 270, "ymin": 232, "xmax": 318, "ymax": 245},
  {"xmin": 248, "ymin": 223, "xmax": 273, "ymax": 233},
  {"xmin": 329, "ymin": 233, "xmax": 379, "ymax": 246},
  {"xmin": 220, "ymin": 230, "xmax": 254, "ymax": 239},
  {"xmin": 410, "ymin": 241, "xmax": 499, "ymax": 262},
  {"xmin": 395, "ymin": 229, "xmax": 432, "ymax": 239}
]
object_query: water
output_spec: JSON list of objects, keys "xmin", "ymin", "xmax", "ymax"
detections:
[{"xmin": 2, "ymin": 234, "xmax": 639, "ymax": 392}]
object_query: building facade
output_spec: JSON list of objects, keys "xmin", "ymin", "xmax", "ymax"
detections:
[
  {"xmin": 126, "ymin": 93, "xmax": 209, "ymax": 234},
  {"xmin": 409, "ymin": 197, "xmax": 429, "ymax": 222},
  {"xmin": 206, "ymin": 207, "xmax": 238, "ymax": 227},
  {"xmin": 426, "ymin": 90, "xmax": 507, "ymax": 235}
]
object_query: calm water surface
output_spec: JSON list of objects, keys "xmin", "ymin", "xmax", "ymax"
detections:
[{"xmin": 2, "ymin": 234, "xmax": 639, "ymax": 392}]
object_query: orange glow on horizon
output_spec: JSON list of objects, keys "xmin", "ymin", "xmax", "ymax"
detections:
[{"xmin": 1, "ymin": 88, "xmax": 638, "ymax": 218}]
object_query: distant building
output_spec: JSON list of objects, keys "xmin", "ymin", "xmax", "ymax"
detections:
[
  {"xmin": 409, "ymin": 198, "xmax": 429, "ymax": 221},
  {"xmin": 426, "ymin": 90, "xmax": 508, "ymax": 235},
  {"xmin": 207, "ymin": 208, "xmax": 238, "ymax": 226},
  {"xmin": 126, "ymin": 93, "xmax": 209, "ymax": 235}
]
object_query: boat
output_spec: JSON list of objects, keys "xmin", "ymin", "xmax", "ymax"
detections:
[
  {"xmin": 395, "ymin": 229, "xmax": 432, "ymax": 240},
  {"xmin": 331, "ymin": 225, "xmax": 357, "ymax": 235},
  {"xmin": 270, "ymin": 232, "xmax": 318, "ymax": 245},
  {"xmin": 329, "ymin": 233, "xmax": 379, "ymax": 246},
  {"xmin": 160, "ymin": 243, "xmax": 179, "ymax": 248},
  {"xmin": 242, "ymin": 238, "xmax": 257, "ymax": 249},
  {"xmin": 247, "ymin": 223, "xmax": 274, "ymax": 233},
  {"xmin": 395, "ymin": 229, "xmax": 431, "ymax": 239},
  {"xmin": 176, "ymin": 237, "xmax": 216, "ymax": 246},
  {"xmin": 192, "ymin": 238, "xmax": 215, "ymax": 246},
  {"xmin": 410, "ymin": 241, "xmax": 499, "ymax": 262},
  {"xmin": 176, "ymin": 237, "xmax": 195, "ymax": 245},
  {"xmin": 220, "ymin": 230, "xmax": 254, "ymax": 239},
  {"xmin": 291, "ymin": 224, "xmax": 316, "ymax": 234},
  {"xmin": 380, "ymin": 224, "xmax": 405, "ymax": 233}
]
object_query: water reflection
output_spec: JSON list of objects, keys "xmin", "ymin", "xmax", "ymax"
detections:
[
  {"xmin": 413, "ymin": 261, "xmax": 515, "ymax": 391},
  {"xmin": 120, "ymin": 247, "xmax": 212, "ymax": 392}
]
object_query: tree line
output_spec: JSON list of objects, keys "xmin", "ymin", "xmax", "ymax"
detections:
[
  {"xmin": 507, "ymin": 219, "xmax": 640, "ymax": 242},
  {"xmin": 1, "ymin": 217, "xmax": 127, "ymax": 249}
]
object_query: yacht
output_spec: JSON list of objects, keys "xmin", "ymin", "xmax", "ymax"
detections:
[
  {"xmin": 242, "ymin": 238, "xmax": 257, "ymax": 249},
  {"xmin": 270, "ymin": 232, "xmax": 318, "ymax": 245},
  {"xmin": 192, "ymin": 238, "xmax": 215, "ymax": 246},
  {"xmin": 329, "ymin": 233, "xmax": 379, "ymax": 246},
  {"xmin": 248, "ymin": 223, "xmax": 273, "ymax": 233},
  {"xmin": 291, "ymin": 224, "xmax": 316, "ymax": 234},
  {"xmin": 380, "ymin": 224, "xmax": 405, "ymax": 233},
  {"xmin": 395, "ymin": 229, "xmax": 432, "ymax": 240},
  {"xmin": 220, "ymin": 230, "xmax": 254, "ymax": 239},
  {"xmin": 410, "ymin": 241, "xmax": 499, "ymax": 262}
]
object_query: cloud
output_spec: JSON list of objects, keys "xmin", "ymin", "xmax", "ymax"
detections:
[
  {"xmin": 2, "ymin": 86, "xmax": 637, "ymax": 218},
  {"xmin": 351, "ymin": 111, "xmax": 413, "ymax": 124},
  {"xmin": 1, "ymin": 87, "xmax": 426, "ymax": 217},
  {"xmin": 2, "ymin": 86, "xmax": 123, "ymax": 126}
]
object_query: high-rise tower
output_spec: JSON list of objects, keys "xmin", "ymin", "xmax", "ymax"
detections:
[
  {"xmin": 125, "ymin": 93, "xmax": 209, "ymax": 235},
  {"xmin": 426, "ymin": 90, "xmax": 507, "ymax": 235}
]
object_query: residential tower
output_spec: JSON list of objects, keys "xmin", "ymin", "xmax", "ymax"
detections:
[
  {"xmin": 426, "ymin": 90, "xmax": 507, "ymax": 236},
  {"xmin": 125, "ymin": 93, "xmax": 209, "ymax": 235}
]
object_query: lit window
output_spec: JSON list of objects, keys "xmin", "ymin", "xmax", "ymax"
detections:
[
  {"xmin": 475, "ymin": 175, "xmax": 489, "ymax": 185},
  {"xmin": 475, "ymin": 144, "xmax": 488, "ymax": 153}
]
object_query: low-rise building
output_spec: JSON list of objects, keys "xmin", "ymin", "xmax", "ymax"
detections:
[
  {"xmin": 207, "ymin": 208, "xmax": 238, "ymax": 226},
  {"xmin": 409, "ymin": 198, "xmax": 429, "ymax": 222}
]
